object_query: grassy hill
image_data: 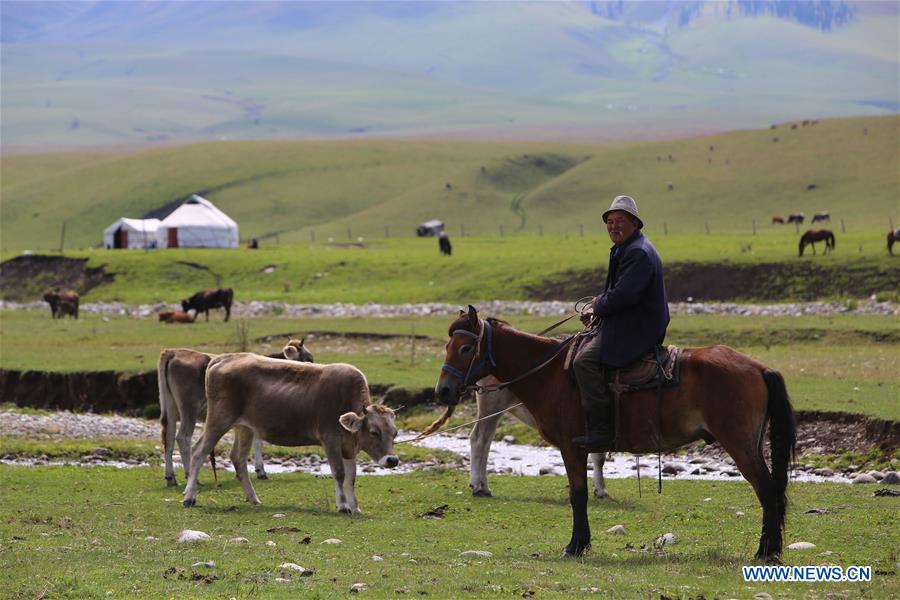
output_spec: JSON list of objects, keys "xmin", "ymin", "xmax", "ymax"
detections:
[{"xmin": 1, "ymin": 116, "xmax": 897, "ymax": 254}]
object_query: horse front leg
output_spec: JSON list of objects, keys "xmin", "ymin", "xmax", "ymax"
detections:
[{"xmin": 560, "ymin": 446, "xmax": 591, "ymax": 557}]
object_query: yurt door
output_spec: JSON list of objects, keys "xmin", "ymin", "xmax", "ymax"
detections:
[
  {"xmin": 114, "ymin": 227, "xmax": 127, "ymax": 249},
  {"xmin": 167, "ymin": 228, "xmax": 178, "ymax": 248}
]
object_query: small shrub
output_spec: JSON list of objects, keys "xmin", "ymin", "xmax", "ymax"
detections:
[{"xmin": 143, "ymin": 404, "xmax": 161, "ymax": 420}]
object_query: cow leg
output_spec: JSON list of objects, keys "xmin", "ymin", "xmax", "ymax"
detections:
[
  {"xmin": 469, "ymin": 403, "xmax": 504, "ymax": 497},
  {"xmin": 162, "ymin": 411, "xmax": 179, "ymax": 487},
  {"xmin": 175, "ymin": 415, "xmax": 197, "ymax": 480},
  {"xmin": 342, "ymin": 458, "xmax": 361, "ymax": 514},
  {"xmin": 591, "ymin": 452, "xmax": 609, "ymax": 499},
  {"xmin": 323, "ymin": 443, "xmax": 353, "ymax": 513},
  {"xmin": 253, "ymin": 438, "xmax": 268, "ymax": 479},
  {"xmin": 183, "ymin": 420, "xmax": 232, "ymax": 507},
  {"xmin": 231, "ymin": 426, "xmax": 260, "ymax": 504}
]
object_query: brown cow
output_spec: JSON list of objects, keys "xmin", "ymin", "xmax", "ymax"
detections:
[
  {"xmin": 158, "ymin": 339, "xmax": 313, "ymax": 487},
  {"xmin": 158, "ymin": 311, "xmax": 195, "ymax": 324},
  {"xmin": 43, "ymin": 289, "xmax": 80, "ymax": 319},
  {"xmin": 182, "ymin": 353, "xmax": 398, "ymax": 513},
  {"xmin": 181, "ymin": 288, "xmax": 233, "ymax": 322}
]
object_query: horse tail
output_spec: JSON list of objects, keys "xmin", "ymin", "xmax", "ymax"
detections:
[
  {"xmin": 763, "ymin": 369, "xmax": 796, "ymax": 530},
  {"xmin": 798, "ymin": 236, "xmax": 805, "ymax": 256},
  {"xmin": 830, "ymin": 232, "xmax": 836, "ymax": 248}
]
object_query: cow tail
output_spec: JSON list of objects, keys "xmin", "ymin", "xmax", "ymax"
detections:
[{"xmin": 157, "ymin": 350, "xmax": 175, "ymax": 450}]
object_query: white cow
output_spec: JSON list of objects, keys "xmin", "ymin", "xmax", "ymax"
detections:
[{"xmin": 471, "ymin": 376, "xmax": 608, "ymax": 499}]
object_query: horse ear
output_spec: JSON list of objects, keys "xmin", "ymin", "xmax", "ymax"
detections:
[{"xmin": 467, "ymin": 305, "xmax": 478, "ymax": 323}]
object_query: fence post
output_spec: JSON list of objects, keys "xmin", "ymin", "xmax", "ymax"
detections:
[
  {"xmin": 752, "ymin": 219, "xmax": 756, "ymax": 235},
  {"xmin": 276, "ymin": 233, "xmax": 279, "ymax": 245},
  {"xmin": 59, "ymin": 221, "xmax": 66, "ymax": 253},
  {"xmin": 460, "ymin": 224, "xmax": 465, "ymax": 237},
  {"xmin": 499, "ymin": 224, "xmax": 504, "ymax": 237},
  {"xmin": 890, "ymin": 216, "xmax": 895, "ymax": 230},
  {"xmin": 663, "ymin": 222, "xmax": 668, "ymax": 235},
  {"xmin": 384, "ymin": 225, "xmax": 389, "ymax": 238},
  {"xmin": 580, "ymin": 224, "xmax": 584, "ymax": 237},
  {"xmin": 705, "ymin": 221, "xmax": 710, "ymax": 235},
  {"xmin": 841, "ymin": 219, "xmax": 846, "ymax": 233},
  {"xmin": 347, "ymin": 227, "xmax": 352, "ymax": 241}
]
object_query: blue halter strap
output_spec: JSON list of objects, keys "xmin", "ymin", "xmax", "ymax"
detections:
[{"xmin": 441, "ymin": 319, "xmax": 496, "ymax": 387}]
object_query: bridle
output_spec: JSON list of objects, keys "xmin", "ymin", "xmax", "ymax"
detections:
[{"xmin": 441, "ymin": 318, "xmax": 577, "ymax": 396}]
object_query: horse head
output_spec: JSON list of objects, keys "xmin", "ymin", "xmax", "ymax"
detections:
[{"xmin": 435, "ymin": 305, "xmax": 492, "ymax": 406}]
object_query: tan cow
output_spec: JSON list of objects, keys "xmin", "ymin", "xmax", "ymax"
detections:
[
  {"xmin": 158, "ymin": 310, "xmax": 196, "ymax": 323},
  {"xmin": 158, "ymin": 338, "xmax": 313, "ymax": 487},
  {"xmin": 43, "ymin": 289, "xmax": 80, "ymax": 319},
  {"xmin": 182, "ymin": 353, "xmax": 398, "ymax": 513}
]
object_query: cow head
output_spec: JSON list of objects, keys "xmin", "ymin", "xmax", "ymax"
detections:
[
  {"xmin": 338, "ymin": 404, "xmax": 399, "ymax": 468},
  {"xmin": 180, "ymin": 298, "xmax": 193, "ymax": 312},
  {"xmin": 282, "ymin": 338, "xmax": 314, "ymax": 363}
]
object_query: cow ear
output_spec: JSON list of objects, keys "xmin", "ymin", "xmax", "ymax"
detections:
[
  {"xmin": 283, "ymin": 344, "xmax": 300, "ymax": 361},
  {"xmin": 339, "ymin": 412, "xmax": 364, "ymax": 433},
  {"xmin": 299, "ymin": 337, "xmax": 305, "ymax": 347}
]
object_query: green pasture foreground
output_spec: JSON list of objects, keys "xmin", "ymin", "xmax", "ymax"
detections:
[
  {"xmin": 0, "ymin": 467, "xmax": 897, "ymax": 599},
  {"xmin": 1, "ymin": 310, "xmax": 897, "ymax": 420},
  {"xmin": 5, "ymin": 232, "xmax": 899, "ymax": 305}
]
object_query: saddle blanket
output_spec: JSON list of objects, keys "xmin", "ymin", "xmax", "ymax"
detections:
[{"xmin": 564, "ymin": 332, "xmax": 683, "ymax": 394}]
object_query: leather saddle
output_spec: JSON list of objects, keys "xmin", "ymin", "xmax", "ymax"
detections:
[{"xmin": 565, "ymin": 332, "xmax": 683, "ymax": 395}]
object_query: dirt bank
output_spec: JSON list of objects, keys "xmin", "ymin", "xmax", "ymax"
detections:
[
  {"xmin": 0, "ymin": 255, "xmax": 113, "ymax": 302},
  {"xmin": 526, "ymin": 261, "xmax": 899, "ymax": 302}
]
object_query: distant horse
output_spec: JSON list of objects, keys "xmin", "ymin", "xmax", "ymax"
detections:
[
  {"xmin": 888, "ymin": 229, "xmax": 900, "ymax": 256},
  {"xmin": 811, "ymin": 212, "xmax": 830, "ymax": 223},
  {"xmin": 772, "ymin": 216, "xmax": 785, "ymax": 225},
  {"xmin": 435, "ymin": 306, "xmax": 796, "ymax": 562},
  {"xmin": 787, "ymin": 213, "xmax": 805, "ymax": 225},
  {"xmin": 799, "ymin": 229, "xmax": 835, "ymax": 256}
]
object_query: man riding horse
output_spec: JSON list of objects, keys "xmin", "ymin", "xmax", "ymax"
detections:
[{"xmin": 572, "ymin": 195, "xmax": 670, "ymax": 450}]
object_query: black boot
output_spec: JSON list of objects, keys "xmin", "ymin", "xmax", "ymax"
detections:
[{"xmin": 573, "ymin": 406, "xmax": 614, "ymax": 450}]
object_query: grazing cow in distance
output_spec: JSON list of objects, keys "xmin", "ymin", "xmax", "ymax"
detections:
[
  {"xmin": 812, "ymin": 211, "xmax": 830, "ymax": 223},
  {"xmin": 772, "ymin": 216, "xmax": 785, "ymax": 225},
  {"xmin": 43, "ymin": 289, "xmax": 80, "ymax": 319},
  {"xmin": 158, "ymin": 311, "xmax": 195, "ymax": 324},
  {"xmin": 182, "ymin": 353, "xmax": 399, "ymax": 513},
  {"xmin": 181, "ymin": 288, "xmax": 233, "ymax": 322},
  {"xmin": 787, "ymin": 213, "xmax": 805, "ymax": 225},
  {"xmin": 888, "ymin": 229, "xmax": 900, "ymax": 256},
  {"xmin": 158, "ymin": 338, "xmax": 314, "ymax": 487},
  {"xmin": 438, "ymin": 231, "xmax": 452, "ymax": 256}
]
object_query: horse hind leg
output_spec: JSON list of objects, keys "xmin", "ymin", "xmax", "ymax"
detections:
[{"xmin": 591, "ymin": 452, "xmax": 609, "ymax": 499}]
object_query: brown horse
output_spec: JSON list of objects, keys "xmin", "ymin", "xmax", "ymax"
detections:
[
  {"xmin": 798, "ymin": 229, "xmax": 835, "ymax": 256},
  {"xmin": 888, "ymin": 229, "xmax": 900, "ymax": 256},
  {"xmin": 435, "ymin": 306, "xmax": 796, "ymax": 562}
]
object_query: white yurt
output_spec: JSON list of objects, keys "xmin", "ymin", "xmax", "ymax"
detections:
[
  {"xmin": 155, "ymin": 195, "xmax": 239, "ymax": 248},
  {"xmin": 103, "ymin": 218, "xmax": 161, "ymax": 249}
]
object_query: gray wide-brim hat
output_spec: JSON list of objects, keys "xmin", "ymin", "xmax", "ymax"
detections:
[{"xmin": 602, "ymin": 195, "xmax": 643, "ymax": 229}]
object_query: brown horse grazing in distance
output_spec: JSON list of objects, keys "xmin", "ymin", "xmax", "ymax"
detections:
[
  {"xmin": 798, "ymin": 229, "xmax": 835, "ymax": 256},
  {"xmin": 888, "ymin": 229, "xmax": 900, "ymax": 255},
  {"xmin": 772, "ymin": 216, "xmax": 785, "ymax": 225},
  {"xmin": 435, "ymin": 306, "xmax": 796, "ymax": 563}
]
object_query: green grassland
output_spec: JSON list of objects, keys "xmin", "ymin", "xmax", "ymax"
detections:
[
  {"xmin": 3, "ymin": 232, "xmax": 898, "ymax": 306},
  {"xmin": 1, "ymin": 467, "xmax": 897, "ymax": 599},
  {"xmin": 1, "ymin": 311, "xmax": 896, "ymax": 420},
  {"xmin": 2, "ymin": 116, "xmax": 897, "ymax": 253}
]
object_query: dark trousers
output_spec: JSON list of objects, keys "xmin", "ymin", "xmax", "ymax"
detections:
[{"xmin": 572, "ymin": 330, "xmax": 610, "ymax": 413}]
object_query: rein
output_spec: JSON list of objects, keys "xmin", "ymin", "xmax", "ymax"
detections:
[{"xmin": 395, "ymin": 402, "xmax": 525, "ymax": 445}]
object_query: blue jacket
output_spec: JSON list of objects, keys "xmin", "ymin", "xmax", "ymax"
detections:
[{"xmin": 592, "ymin": 230, "xmax": 669, "ymax": 367}]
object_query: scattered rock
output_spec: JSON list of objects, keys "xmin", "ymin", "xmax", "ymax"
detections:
[
  {"xmin": 321, "ymin": 538, "xmax": 342, "ymax": 545},
  {"xmin": 606, "ymin": 525, "xmax": 626, "ymax": 535},
  {"xmin": 735, "ymin": 511, "xmax": 745, "ymax": 517},
  {"xmin": 267, "ymin": 526, "xmax": 301, "ymax": 533},
  {"xmin": 881, "ymin": 471, "xmax": 900, "ymax": 485},
  {"xmin": 868, "ymin": 471, "xmax": 886, "ymax": 480},
  {"xmin": 662, "ymin": 463, "xmax": 685, "ymax": 474},
  {"xmin": 813, "ymin": 467, "xmax": 834, "ymax": 477},
  {"xmin": 655, "ymin": 533, "xmax": 677, "ymax": 548},
  {"xmin": 852, "ymin": 474, "xmax": 877, "ymax": 484},
  {"xmin": 372, "ymin": 555, "xmax": 384, "ymax": 562},
  {"xmin": 176, "ymin": 529, "xmax": 210, "ymax": 543},
  {"xmin": 191, "ymin": 561, "xmax": 215, "ymax": 568},
  {"xmin": 265, "ymin": 541, "xmax": 277, "ymax": 547},
  {"xmin": 804, "ymin": 508, "xmax": 828, "ymax": 515},
  {"xmin": 459, "ymin": 550, "xmax": 493, "ymax": 558},
  {"xmin": 538, "ymin": 466, "xmax": 555, "ymax": 476},
  {"xmin": 280, "ymin": 563, "xmax": 313, "ymax": 576},
  {"xmin": 502, "ymin": 435, "xmax": 516, "ymax": 443},
  {"xmin": 787, "ymin": 541, "xmax": 816, "ymax": 550},
  {"xmin": 350, "ymin": 583, "xmax": 367, "ymax": 593},
  {"xmin": 753, "ymin": 593, "xmax": 774, "ymax": 600},
  {"xmin": 418, "ymin": 505, "xmax": 448, "ymax": 519},
  {"xmin": 873, "ymin": 489, "xmax": 900, "ymax": 497},
  {"xmin": 272, "ymin": 513, "xmax": 286, "ymax": 519},
  {"xmin": 90, "ymin": 447, "xmax": 111, "ymax": 457},
  {"xmin": 229, "ymin": 537, "xmax": 249, "ymax": 544}
]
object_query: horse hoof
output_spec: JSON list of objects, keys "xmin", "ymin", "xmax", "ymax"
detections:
[
  {"xmin": 472, "ymin": 489, "xmax": 492, "ymax": 498},
  {"xmin": 183, "ymin": 498, "xmax": 196, "ymax": 508},
  {"xmin": 256, "ymin": 473, "xmax": 269, "ymax": 480},
  {"xmin": 338, "ymin": 507, "xmax": 352, "ymax": 515},
  {"xmin": 593, "ymin": 491, "xmax": 609, "ymax": 500},
  {"xmin": 165, "ymin": 477, "xmax": 178, "ymax": 488}
]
